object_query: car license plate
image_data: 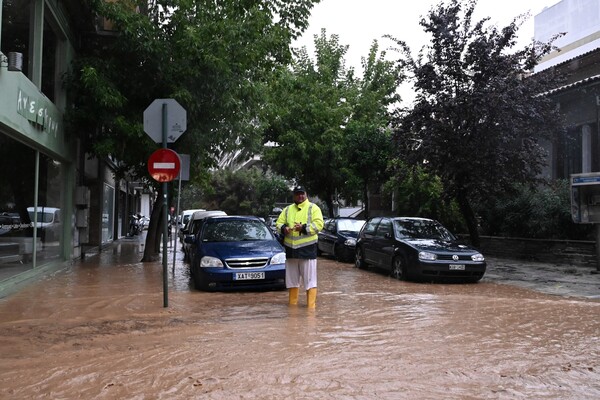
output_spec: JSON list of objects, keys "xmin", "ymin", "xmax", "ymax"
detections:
[
  {"xmin": 234, "ymin": 272, "xmax": 265, "ymax": 280},
  {"xmin": 449, "ymin": 264, "xmax": 465, "ymax": 270}
]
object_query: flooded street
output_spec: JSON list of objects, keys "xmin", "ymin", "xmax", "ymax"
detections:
[{"xmin": 0, "ymin": 240, "xmax": 599, "ymax": 399}]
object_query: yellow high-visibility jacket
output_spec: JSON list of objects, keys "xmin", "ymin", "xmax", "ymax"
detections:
[{"xmin": 276, "ymin": 199, "xmax": 324, "ymax": 259}]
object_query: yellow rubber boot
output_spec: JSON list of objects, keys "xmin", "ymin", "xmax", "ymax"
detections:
[
  {"xmin": 288, "ymin": 287, "xmax": 299, "ymax": 305},
  {"xmin": 307, "ymin": 288, "xmax": 317, "ymax": 309}
]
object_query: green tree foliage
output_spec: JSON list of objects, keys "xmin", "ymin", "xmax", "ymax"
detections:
[
  {"xmin": 391, "ymin": 0, "xmax": 565, "ymax": 246},
  {"xmin": 476, "ymin": 180, "xmax": 593, "ymax": 240},
  {"xmin": 386, "ymin": 161, "xmax": 466, "ymax": 233},
  {"xmin": 65, "ymin": 0, "xmax": 319, "ymax": 260},
  {"xmin": 342, "ymin": 41, "xmax": 403, "ymax": 219},
  {"xmin": 263, "ymin": 30, "xmax": 356, "ymax": 216},
  {"xmin": 264, "ymin": 31, "xmax": 403, "ymax": 217},
  {"xmin": 182, "ymin": 168, "xmax": 289, "ymax": 218}
]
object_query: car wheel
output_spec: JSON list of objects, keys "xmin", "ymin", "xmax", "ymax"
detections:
[
  {"xmin": 391, "ymin": 256, "xmax": 407, "ymax": 280},
  {"xmin": 193, "ymin": 270, "xmax": 205, "ymax": 290},
  {"xmin": 355, "ymin": 246, "xmax": 368, "ymax": 269},
  {"xmin": 333, "ymin": 244, "xmax": 341, "ymax": 261},
  {"xmin": 466, "ymin": 274, "xmax": 484, "ymax": 283},
  {"xmin": 317, "ymin": 244, "xmax": 323, "ymax": 256}
]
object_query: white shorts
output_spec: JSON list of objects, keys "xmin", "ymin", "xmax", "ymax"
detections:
[{"xmin": 285, "ymin": 258, "xmax": 317, "ymax": 290}]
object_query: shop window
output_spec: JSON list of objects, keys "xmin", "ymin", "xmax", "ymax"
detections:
[
  {"xmin": 102, "ymin": 184, "xmax": 114, "ymax": 244},
  {"xmin": 1, "ymin": 0, "xmax": 31, "ymax": 76},
  {"xmin": 0, "ymin": 132, "xmax": 66, "ymax": 282},
  {"xmin": 0, "ymin": 133, "xmax": 36, "ymax": 279},
  {"xmin": 36, "ymin": 153, "xmax": 63, "ymax": 262}
]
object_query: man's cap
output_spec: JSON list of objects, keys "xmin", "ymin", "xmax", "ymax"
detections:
[{"xmin": 292, "ymin": 185, "xmax": 306, "ymax": 193}]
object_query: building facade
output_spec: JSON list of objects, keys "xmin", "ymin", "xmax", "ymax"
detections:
[
  {"xmin": 0, "ymin": 0, "xmax": 147, "ymax": 295},
  {"xmin": 535, "ymin": 0, "xmax": 600, "ymax": 179}
]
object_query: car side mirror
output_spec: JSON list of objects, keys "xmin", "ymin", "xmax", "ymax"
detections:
[{"xmin": 384, "ymin": 232, "xmax": 393, "ymax": 239}]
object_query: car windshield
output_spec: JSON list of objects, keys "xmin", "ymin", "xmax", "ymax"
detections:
[
  {"xmin": 201, "ymin": 220, "xmax": 273, "ymax": 242},
  {"xmin": 337, "ymin": 219, "xmax": 365, "ymax": 232},
  {"xmin": 393, "ymin": 219, "xmax": 456, "ymax": 241}
]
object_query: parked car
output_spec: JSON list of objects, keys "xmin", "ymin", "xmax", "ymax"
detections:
[
  {"xmin": 177, "ymin": 209, "xmax": 205, "ymax": 243},
  {"xmin": 27, "ymin": 206, "xmax": 61, "ymax": 242},
  {"xmin": 317, "ymin": 217, "xmax": 366, "ymax": 262},
  {"xmin": 355, "ymin": 217, "xmax": 486, "ymax": 283},
  {"xmin": 181, "ymin": 210, "xmax": 227, "ymax": 261},
  {"xmin": 184, "ymin": 215, "xmax": 286, "ymax": 291}
]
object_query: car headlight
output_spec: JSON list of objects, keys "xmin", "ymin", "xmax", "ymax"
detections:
[
  {"xmin": 344, "ymin": 238, "xmax": 357, "ymax": 247},
  {"xmin": 271, "ymin": 252, "xmax": 286, "ymax": 265},
  {"xmin": 200, "ymin": 256, "xmax": 224, "ymax": 268},
  {"xmin": 418, "ymin": 251, "xmax": 437, "ymax": 261},
  {"xmin": 471, "ymin": 253, "xmax": 485, "ymax": 262}
]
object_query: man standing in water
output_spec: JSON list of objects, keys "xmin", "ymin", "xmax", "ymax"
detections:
[{"xmin": 276, "ymin": 186, "xmax": 324, "ymax": 309}]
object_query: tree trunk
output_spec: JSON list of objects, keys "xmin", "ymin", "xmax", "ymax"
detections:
[
  {"xmin": 141, "ymin": 186, "xmax": 163, "ymax": 262},
  {"xmin": 456, "ymin": 191, "xmax": 480, "ymax": 248},
  {"xmin": 325, "ymin": 195, "xmax": 335, "ymax": 218}
]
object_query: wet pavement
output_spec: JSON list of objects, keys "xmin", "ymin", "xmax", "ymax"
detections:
[
  {"xmin": 484, "ymin": 256, "xmax": 600, "ymax": 300},
  {"xmin": 0, "ymin": 235, "xmax": 598, "ymax": 399}
]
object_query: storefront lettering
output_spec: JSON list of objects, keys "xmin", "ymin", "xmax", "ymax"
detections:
[{"xmin": 16, "ymin": 88, "xmax": 59, "ymax": 136}]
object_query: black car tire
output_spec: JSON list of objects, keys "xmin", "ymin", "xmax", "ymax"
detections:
[
  {"xmin": 466, "ymin": 274, "xmax": 484, "ymax": 283},
  {"xmin": 391, "ymin": 256, "xmax": 408, "ymax": 280},
  {"xmin": 355, "ymin": 246, "xmax": 368, "ymax": 269},
  {"xmin": 193, "ymin": 270, "xmax": 206, "ymax": 290},
  {"xmin": 333, "ymin": 243, "xmax": 341, "ymax": 261}
]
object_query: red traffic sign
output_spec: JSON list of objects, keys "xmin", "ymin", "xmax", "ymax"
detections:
[{"xmin": 148, "ymin": 149, "xmax": 181, "ymax": 182}]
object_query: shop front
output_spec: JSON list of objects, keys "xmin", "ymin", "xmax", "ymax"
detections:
[{"xmin": 0, "ymin": 0, "xmax": 79, "ymax": 293}]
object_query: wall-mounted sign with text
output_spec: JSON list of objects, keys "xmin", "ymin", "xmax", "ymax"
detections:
[{"xmin": 16, "ymin": 87, "xmax": 59, "ymax": 136}]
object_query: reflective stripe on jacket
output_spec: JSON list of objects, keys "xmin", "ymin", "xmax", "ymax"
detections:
[{"xmin": 276, "ymin": 199, "xmax": 324, "ymax": 259}]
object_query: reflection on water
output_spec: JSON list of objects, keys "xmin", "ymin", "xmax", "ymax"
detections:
[{"xmin": 0, "ymin": 239, "xmax": 598, "ymax": 399}]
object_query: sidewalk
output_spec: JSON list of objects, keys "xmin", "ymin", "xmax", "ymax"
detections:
[{"xmin": 483, "ymin": 256, "xmax": 600, "ymax": 300}]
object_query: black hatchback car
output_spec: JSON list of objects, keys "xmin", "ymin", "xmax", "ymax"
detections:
[
  {"xmin": 317, "ymin": 217, "xmax": 366, "ymax": 262},
  {"xmin": 355, "ymin": 217, "xmax": 486, "ymax": 282}
]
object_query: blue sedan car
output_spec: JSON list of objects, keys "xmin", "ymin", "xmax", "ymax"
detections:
[{"xmin": 184, "ymin": 215, "xmax": 286, "ymax": 291}]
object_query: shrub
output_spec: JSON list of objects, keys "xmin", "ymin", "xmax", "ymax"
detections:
[{"xmin": 476, "ymin": 180, "xmax": 593, "ymax": 240}]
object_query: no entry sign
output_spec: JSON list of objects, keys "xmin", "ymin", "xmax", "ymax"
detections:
[{"xmin": 148, "ymin": 149, "xmax": 181, "ymax": 182}]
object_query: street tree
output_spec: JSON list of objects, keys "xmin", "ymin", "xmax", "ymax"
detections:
[
  {"xmin": 65, "ymin": 0, "xmax": 320, "ymax": 260},
  {"xmin": 188, "ymin": 168, "xmax": 290, "ymax": 218},
  {"xmin": 391, "ymin": 0, "xmax": 565, "ymax": 246},
  {"xmin": 342, "ymin": 41, "xmax": 403, "ymax": 219},
  {"xmin": 263, "ymin": 30, "xmax": 357, "ymax": 216}
]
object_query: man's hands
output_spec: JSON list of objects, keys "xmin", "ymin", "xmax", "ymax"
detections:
[{"xmin": 283, "ymin": 222, "xmax": 304, "ymax": 235}]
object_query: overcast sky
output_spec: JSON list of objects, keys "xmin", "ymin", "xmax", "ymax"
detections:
[{"xmin": 294, "ymin": 0, "xmax": 561, "ymax": 74}]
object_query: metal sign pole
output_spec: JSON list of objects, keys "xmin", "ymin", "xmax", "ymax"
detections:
[
  {"xmin": 144, "ymin": 98, "xmax": 186, "ymax": 308},
  {"xmin": 173, "ymin": 174, "xmax": 182, "ymax": 273},
  {"xmin": 162, "ymin": 103, "xmax": 169, "ymax": 308}
]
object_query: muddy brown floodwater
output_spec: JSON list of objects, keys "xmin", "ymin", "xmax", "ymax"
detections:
[{"xmin": 0, "ymin": 240, "xmax": 599, "ymax": 399}]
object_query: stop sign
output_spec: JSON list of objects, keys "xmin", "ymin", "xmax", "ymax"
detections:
[{"xmin": 148, "ymin": 149, "xmax": 181, "ymax": 182}]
